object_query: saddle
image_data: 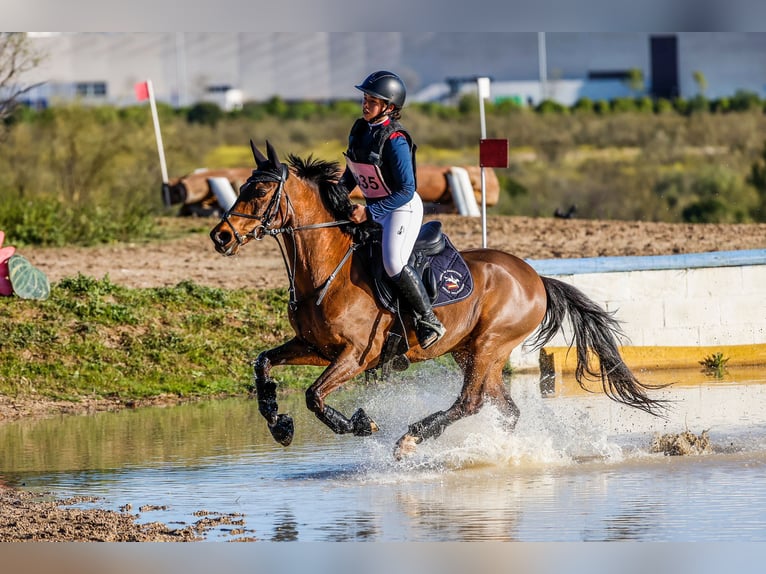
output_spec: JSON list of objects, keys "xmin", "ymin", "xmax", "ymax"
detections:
[
  {"xmin": 361, "ymin": 220, "xmax": 474, "ymax": 379},
  {"xmin": 369, "ymin": 220, "xmax": 446, "ymax": 312}
]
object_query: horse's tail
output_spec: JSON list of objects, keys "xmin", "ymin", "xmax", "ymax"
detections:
[{"xmin": 528, "ymin": 276, "xmax": 667, "ymax": 417}]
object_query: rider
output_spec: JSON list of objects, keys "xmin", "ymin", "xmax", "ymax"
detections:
[{"xmin": 336, "ymin": 70, "xmax": 446, "ymax": 350}]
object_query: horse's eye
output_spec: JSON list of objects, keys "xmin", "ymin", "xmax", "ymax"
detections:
[{"xmin": 240, "ymin": 181, "xmax": 268, "ymax": 198}]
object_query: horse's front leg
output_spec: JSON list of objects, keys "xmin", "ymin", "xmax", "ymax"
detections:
[
  {"xmin": 305, "ymin": 352, "xmax": 378, "ymax": 437},
  {"xmin": 253, "ymin": 337, "xmax": 329, "ymax": 446}
]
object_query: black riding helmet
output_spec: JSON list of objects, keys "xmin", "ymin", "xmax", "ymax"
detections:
[{"xmin": 355, "ymin": 71, "xmax": 406, "ymax": 110}]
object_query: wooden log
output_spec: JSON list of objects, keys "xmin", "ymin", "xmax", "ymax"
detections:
[
  {"xmin": 167, "ymin": 168, "xmax": 253, "ymax": 205},
  {"xmin": 349, "ymin": 165, "xmax": 499, "ymax": 207},
  {"xmin": 169, "ymin": 164, "xmax": 499, "ymax": 214}
]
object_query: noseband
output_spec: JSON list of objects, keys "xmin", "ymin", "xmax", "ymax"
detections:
[{"xmin": 219, "ymin": 163, "xmax": 290, "ymax": 246}]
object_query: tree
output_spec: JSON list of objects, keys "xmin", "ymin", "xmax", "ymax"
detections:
[
  {"xmin": 692, "ymin": 70, "xmax": 708, "ymax": 96},
  {"xmin": 624, "ymin": 68, "xmax": 645, "ymax": 97},
  {"xmin": 690, "ymin": 70, "xmax": 710, "ymax": 114},
  {"xmin": 0, "ymin": 33, "xmax": 47, "ymax": 123},
  {"xmin": 186, "ymin": 102, "xmax": 223, "ymax": 127}
]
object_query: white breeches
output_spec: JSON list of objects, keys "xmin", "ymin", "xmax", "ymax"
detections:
[{"xmin": 378, "ymin": 193, "xmax": 424, "ymax": 278}]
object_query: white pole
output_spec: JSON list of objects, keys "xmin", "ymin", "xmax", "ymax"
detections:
[
  {"xmin": 538, "ymin": 32, "xmax": 548, "ymax": 102},
  {"xmin": 477, "ymin": 77, "xmax": 490, "ymax": 248},
  {"xmin": 147, "ymin": 79, "xmax": 169, "ymax": 186}
]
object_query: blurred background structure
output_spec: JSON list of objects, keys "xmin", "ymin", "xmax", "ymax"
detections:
[{"xmin": 14, "ymin": 33, "xmax": 766, "ymax": 110}]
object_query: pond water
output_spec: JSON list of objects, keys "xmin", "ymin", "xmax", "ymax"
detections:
[{"xmin": 2, "ymin": 364, "xmax": 766, "ymax": 542}]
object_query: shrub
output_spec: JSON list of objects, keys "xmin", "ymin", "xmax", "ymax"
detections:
[
  {"xmin": 635, "ymin": 96, "xmax": 655, "ymax": 113},
  {"xmin": 186, "ymin": 102, "xmax": 223, "ymax": 126},
  {"xmin": 611, "ymin": 97, "xmax": 637, "ymax": 113},
  {"xmin": 0, "ymin": 197, "xmax": 156, "ymax": 246},
  {"xmin": 673, "ymin": 97, "xmax": 689, "ymax": 115},
  {"xmin": 688, "ymin": 94, "xmax": 710, "ymax": 114},
  {"xmin": 572, "ymin": 97, "xmax": 594, "ymax": 114},
  {"xmin": 594, "ymin": 99, "xmax": 611, "ymax": 114},
  {"xmin": 682, "ymin": 166, "xmax": 759, "ymax": 223},
  {"xmin": 729, "ymin": 90, "xmax": 761, "ymax": 112},
  {"xmin": 536, "ymin": 99, "xmax": 567, "ymax": 114},
  {"xmin": 654, "ymin": 98, "xmax": 674, "ymax": 114},
  {"xmin": 711, "ymin": 97, "xmax": 731, "ymax": 113}
]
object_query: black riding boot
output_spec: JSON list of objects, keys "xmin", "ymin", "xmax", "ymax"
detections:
[{"xmin": 393, "ymin": 265, "xmax": 446, "ymax": 349}]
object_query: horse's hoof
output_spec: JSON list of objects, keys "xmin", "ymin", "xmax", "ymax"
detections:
[
  {"xmin": 350, "ymin": 408, "xmax": 378, "ymax": 437},
  {"xmin": 269, "ymin": 414, "xmax": 294, "ymax": 446},
  {"xmin": 391, "ymin": 354, "xmax": 410, "ymax": 372},
  {"xmin": 393, "ymin": 434, "xmax": 419, "ymax": 461}
]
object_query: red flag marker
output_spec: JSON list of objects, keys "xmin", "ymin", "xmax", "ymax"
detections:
[{"xmin": 134, "ymin": 81, "xmax": 150, "ymax": 101}]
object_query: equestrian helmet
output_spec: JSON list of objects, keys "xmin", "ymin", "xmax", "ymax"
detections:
[{"xmin": 355, "ymin": 71, "xmax": 406, "ymax": 109}]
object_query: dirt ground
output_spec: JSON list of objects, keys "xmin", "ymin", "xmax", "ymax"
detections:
[
  {"xmin": 0, "ymin": 486, "xmax": 254, "ymax": 542},
  {"xmin": 22, "ymin": 214, "xmax": 766, "ymax": 291},
  {"xmin": 5, "ymin": 213, "xmax": 766, "ymax": 542}
]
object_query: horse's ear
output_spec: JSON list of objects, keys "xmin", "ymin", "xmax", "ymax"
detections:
[
  {"xmin": 265, "ymin": 140, "xmax": 282, "ymax": 170},
  {"xmin": 250, "ymin": 139, "xmax": 268, "ymax": 167}
]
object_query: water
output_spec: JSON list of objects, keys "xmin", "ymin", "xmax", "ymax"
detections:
[{"xmin": 2, "ymin": 365, "xmax": 766, "ymax": 542}]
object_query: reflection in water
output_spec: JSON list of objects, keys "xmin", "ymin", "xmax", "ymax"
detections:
[
  {"xmin": 2, "ymin": 366, "xmax": 766, "ymax": 541},
  {"xmin": 0, "ymin": 398, "xmax": 289, "ymax": 474},
  {"xmin": 271, "ymin": 510, "xmax": 299, "ymax": 542},
  {"xmin": 320, "ymin": 511, "xmax": 379, "ymax": 542}
]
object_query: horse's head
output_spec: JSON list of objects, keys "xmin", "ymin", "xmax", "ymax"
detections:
[{"xmin": 210, "ymin": 140, "xmax": 289, "ymax": 255}]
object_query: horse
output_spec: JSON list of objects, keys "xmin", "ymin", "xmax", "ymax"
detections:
[{"xmin": 210, "ymin": 140, "xmax": 666, "ymax": 459}]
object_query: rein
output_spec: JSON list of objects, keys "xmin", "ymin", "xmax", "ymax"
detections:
[{"xmin": 219, "ymin": 164, "xmax": 354, "ymax": 309}]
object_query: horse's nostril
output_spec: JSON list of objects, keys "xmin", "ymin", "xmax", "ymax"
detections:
[{"xmin": 215, "ymin": 231, "xmax": 232, "ymax": 246}]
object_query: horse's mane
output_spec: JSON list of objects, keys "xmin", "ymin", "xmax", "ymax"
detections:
[
  {"xmin": 286, "ymin": 153, "xmax": 379, "ymax": 242},
  {"xmin": 286, "ymin": 154, "xmax": 352, "ymax": 220}
]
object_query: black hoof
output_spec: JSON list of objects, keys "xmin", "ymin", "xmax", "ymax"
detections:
[
  {"xmin": 269, "ymin": 414, "xmax": 294, "ymax": 446},
  {"xmin": 350, "ymin": 408, "xmax": 379, "ymax": 436},
  {"xmin": 391, "ymin": 354, "xmax": 410, "ymax": 372}
]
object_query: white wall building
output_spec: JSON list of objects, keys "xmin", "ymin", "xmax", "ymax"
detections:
[{"xmin": 16, "ymin": 32, "xmax": 766, "ymax": 109}]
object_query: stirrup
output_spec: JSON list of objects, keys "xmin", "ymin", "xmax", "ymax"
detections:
[{"xmin": 416, "ymin": 319, "xmax": 445, "ymax": 349}]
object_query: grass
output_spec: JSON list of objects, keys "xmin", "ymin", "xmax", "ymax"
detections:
[
  {"xmin": 0, "ymin": 275, "xmax": 327, "ymax": 403},
  {"xmin": 699, "ymin": 352, "xmax": 730, "ymax": 379}
]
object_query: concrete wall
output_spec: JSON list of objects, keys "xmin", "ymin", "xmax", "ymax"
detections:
[{"xmin": 511, "ymin": 249, "xmax": 766, "ymax": 372}]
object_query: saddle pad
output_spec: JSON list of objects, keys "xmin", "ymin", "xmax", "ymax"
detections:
[
  {"xmin": 431, "ymin": 235, "xmax": 473, "ymax": 308},
  {"xmin": 370, "ymin": 234, "xmax": 473, "ymax": 313}
]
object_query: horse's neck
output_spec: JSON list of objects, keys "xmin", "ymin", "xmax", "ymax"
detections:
[{"xmin": 288, "ymin": 220, "xmax": 353, "ymax": 296}]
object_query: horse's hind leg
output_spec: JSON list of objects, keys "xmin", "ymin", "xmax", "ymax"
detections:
[
  {"xmin": 393, "ymin": 347, "xmax": 519, "ymax": 459},
  {"xmin": 492, "ymin": 378, "xmax": 520, "ymax": 431},
  {"xmin": 393, "ymin": 349, "xmax": 488, "ymax": 459}
]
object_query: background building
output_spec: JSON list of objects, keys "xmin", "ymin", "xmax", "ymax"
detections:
[{"xmin": 17, "ymin": 32, "xmax": 766, "ymax": 109}]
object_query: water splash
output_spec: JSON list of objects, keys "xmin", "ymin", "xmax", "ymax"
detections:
[{"xmin": 334, "ymin": 369, "xmax": 626, "ymax": 481}]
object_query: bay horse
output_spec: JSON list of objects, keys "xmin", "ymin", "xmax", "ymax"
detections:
[{"xmin": 210, "ymin": 141, "xmax": 665, "ymax": 459}]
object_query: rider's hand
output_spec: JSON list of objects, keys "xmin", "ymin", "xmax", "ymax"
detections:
[{"xmin": 349, "ymin": 204, "xmax": 368, "ymax": 224}]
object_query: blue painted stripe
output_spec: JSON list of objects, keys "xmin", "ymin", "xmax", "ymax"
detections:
[{"xmin": 527, "ymin": 249, "xmax": 766, "ymax": 276}]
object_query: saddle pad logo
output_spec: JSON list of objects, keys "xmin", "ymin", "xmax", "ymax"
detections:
[{"xmin": 439, "ymin": 269, "xmax": 466, "ymax": 296}]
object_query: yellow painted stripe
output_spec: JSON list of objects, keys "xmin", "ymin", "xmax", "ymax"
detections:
[
  {"xmin": 539, "ymin": 344, "xmax": 766, "ymax": 396},
  {"xmin": 542, "ymin": 344, "xmax": 766, "ymax": 373}
]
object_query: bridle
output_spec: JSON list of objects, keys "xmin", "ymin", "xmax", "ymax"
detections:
[
  {"xmin": 218, "ymin": 163, "xmax": 290, "ymax": 247},
  {"xmin": 216, "ymin": 163, "xmax": 354, "ymax": 309}
]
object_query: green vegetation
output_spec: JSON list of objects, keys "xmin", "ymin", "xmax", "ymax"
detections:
[
  {"xmin": 699, "ymin": 352, "xmax": 730, "ymax": 379},
  {"xmin": 0, "ymin": 275, "xmax": 325, "ymax": 402},
  {"xmin": 2, "ymin": 97, "xmax": 766, "ymax": 248},
  {"xmin": 1, "ymin": 94, "xmax": 764, "ymax": 405}
]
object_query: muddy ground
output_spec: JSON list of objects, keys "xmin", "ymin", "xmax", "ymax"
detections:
[
  {"xmin": 22, "ymin": 214, "xmax": 766, "ymax": 291},
  {"xmin": 5, "ymin": 213, "xmax": 766, "ymax": 541}
]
